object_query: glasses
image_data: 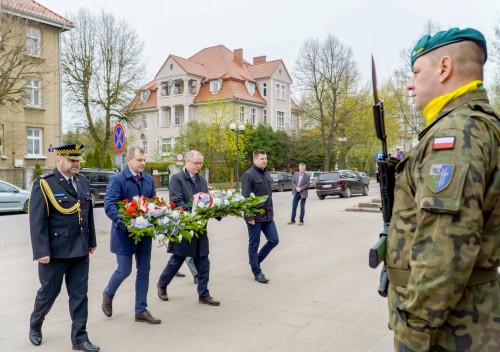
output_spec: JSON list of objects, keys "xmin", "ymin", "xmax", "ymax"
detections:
[{"xmin": 190, "ymin": 161, "xmax": 203, "ymax": 166}]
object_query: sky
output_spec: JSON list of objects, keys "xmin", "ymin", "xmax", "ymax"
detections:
[{"xmin": 40, "ymin": 0, "xmax": 500, "ymax": 86}]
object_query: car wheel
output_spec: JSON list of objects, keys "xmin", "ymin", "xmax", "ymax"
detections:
[
  {"xmin": 362, "ymin": 185, "xmax": 368, "ymax": 196},
  {"xmin": 278, "ymin": 184, "xmax": 284, "ymax": 192},
  {"xmin": 23, "ymin": 200, "xmax": 29, "ymax": 214},
  {"xmin": 343, "ymin": 187, "xmax": 351, "ymax": 198},
  {"xmin": 91, "ymin": 192, "xmax": 97, "ymax": 207},
  {"xmin": 318, "ymin": 195, "xmax": 325, "ymax": 200}
]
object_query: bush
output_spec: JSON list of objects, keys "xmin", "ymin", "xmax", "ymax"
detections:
[
  {"xmin": 34, "ymin": 161, "xmax": 43, "ymax": 178},
  {"xmin": 145, "ymin": 161, "xmax": 176, "ymax": 172}
]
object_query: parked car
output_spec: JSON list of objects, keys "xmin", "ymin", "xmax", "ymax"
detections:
[
  {"xmin": 316, "ymin": 170, "xmax": 368, "ymax": 199},
  {"xmin": 0, "ymin": 179, "xmax": 30, "ymax": 213},
  {"xmin": 355, "ymin": 172, "xmax": 370, "ymax": 186},
  {"xmin": 306, "ymin": 171, "xmax": 322, "ymax": 189},
  {"xmin": 269, "ymin": 171, "xmax": 293, "ymax": 192},
  {"xmin": 79, "ymin": 168, "xmax": 116, "ymax": 206}
]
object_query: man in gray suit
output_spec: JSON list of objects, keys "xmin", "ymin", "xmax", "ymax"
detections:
[{"xmin": 287, "ymin": 163, "xmax": 310, "ymax": 226}]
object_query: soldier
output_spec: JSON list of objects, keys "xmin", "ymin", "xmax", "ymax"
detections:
[
  {"xmin": 387, "ymin": 28, "xmax": 500, "ymax": 351},
  {"xmin": 29, "ymin": 144, "xmax": 99, "ymax": 352}
]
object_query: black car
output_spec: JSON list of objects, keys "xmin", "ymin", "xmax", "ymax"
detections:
[
  {"xmin": 79, "ymin": 168, "xmax": 116, "ymax": 206},
  {"xmin": 355, "ymin": 172, "xmax": 370, "ymax": 186},
  {"xmin": 316, "ymin": 170, "xmax": 368, "ymax": 199},
  {"xmin": 269, "ymin": 171, "xmax": 293, "ymax": 192}
]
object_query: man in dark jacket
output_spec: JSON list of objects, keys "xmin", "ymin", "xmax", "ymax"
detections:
[
  {"xmin": 29, "ymin": 144, "xmax": 99, "ymax": 352},
  {"xmin": 157, "ymin": 150, "xmax": 220, "ymax": 306},
  {"xmin": 242, "ymin": 150, "xmax": 280, "ymax": 283},
  {"xmin": 102, "ymin": 146, "xmax": 161, "ymax": 324}
]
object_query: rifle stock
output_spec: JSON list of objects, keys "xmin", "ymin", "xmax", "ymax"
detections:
[{"xmin": 370, "ymin": 56, "xmax": 396, "ymax": 297}]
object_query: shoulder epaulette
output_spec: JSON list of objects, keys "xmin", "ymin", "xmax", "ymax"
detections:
[
  {"xmin": 76, "ymin": 173, "xmax": 88, "ymax": 179},
  {"xmin": 41, "ymin": 172, "xmax": 54, "ymax": 179}
]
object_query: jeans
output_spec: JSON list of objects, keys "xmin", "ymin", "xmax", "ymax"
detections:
[
  {"xmin": 246, "ymin": 220, "xmax": 279, "ymax": 276},
  {"xmin": 104, "ymin": 250, "xmax": 151, "ymax": 315},
  {"xmin": 291, "ymin": 192, "xmax": 307, "ymax": 222}
]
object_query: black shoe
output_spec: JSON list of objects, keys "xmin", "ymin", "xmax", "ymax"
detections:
[
  {"xmin": 72, "ymin": 340, "xmax": 100, "ymax": 352},
  {"xmin": 193, "ymin": 275, "xmax": 198, "ymax": 284},
  {"xmin": 175, "ymin": 271, "xmax": 186, "ymax": 277},
  {"xmin": 254, "ymin": 273, "xmax": 269, "ymax": 283},
  {"xmin": 101, "ymin": 291, "xmax": 112, "ymax": 317},
  {"xmin": 156, "ymin": 282, "xmax": 168, "ymax": 301},
  {"xmin": 29, "ymin": 328, "xmax": 42, "ymax": 346}
]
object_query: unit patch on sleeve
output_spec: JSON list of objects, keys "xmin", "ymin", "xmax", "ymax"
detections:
[
  {"xmin": 432, "ymin": 136, "xmax": 455, "ymax": 150},
  {"xmin": 428, "ymin": 164, "xmax": 454, "ymax": 193}
]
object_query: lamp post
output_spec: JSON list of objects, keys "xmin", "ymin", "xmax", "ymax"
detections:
[
  {"xmin": 337, "ymin": 137, "xmax": 347, "ymax": 169},
  {"xmin": 230, "ymin": 122, "xmax": 245, "ymax": 191}
]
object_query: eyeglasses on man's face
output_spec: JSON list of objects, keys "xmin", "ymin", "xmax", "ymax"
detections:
[{"xmin": 190, "ymin": 161, "xmax": 203, "ymax": 166}]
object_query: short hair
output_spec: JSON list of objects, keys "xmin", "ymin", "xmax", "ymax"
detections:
[
  {"xmin": 299, "ymin": 163, "xmax": 306, "ymax": 168},
  {"xmin": 126, "ymin": 146, "xmax": 145, "ymax": 161},
  {"xmin": 428, "ymin": 41, "xmax": 484, "ymax": 80},
  {"xmin": 185, "ymin": 150, "xmax": 203, "ymax": 162},
  {"xmin": 253, "ymin": 150, "xmax": 266, "ymax": 159}
]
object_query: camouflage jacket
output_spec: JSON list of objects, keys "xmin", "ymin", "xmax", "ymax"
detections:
[{"xmin": 387, "ymin": 89, "xmax": 500, "ymax": 351}]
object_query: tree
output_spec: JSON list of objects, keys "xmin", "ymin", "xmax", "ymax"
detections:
[
  {"xmin": 295, "ymin": 34, "xmax": 361, "ymax": 171},
  {"xmin": 491, "ymin": 20, "xmax": 500, "ymax": 111},
  {"xmin": 61, "ymin": 8, "xmax": 145, "ymax": 165}
]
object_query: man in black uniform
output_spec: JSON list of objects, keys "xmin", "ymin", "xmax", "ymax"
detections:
[{"xmin": 28, "ymin": 144, "xmax": 99, "ymax": 352}]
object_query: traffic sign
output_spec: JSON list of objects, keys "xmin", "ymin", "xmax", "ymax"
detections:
[
  {"xmin": 396, "ymin": 150, "xmax": 404, "ymax": 159},
  {"xmin": 176, "ymin": 153, "xmax": 184, "ymax": 162},
  {"xmin": 375, "ymin": 152, "xmax": 383, "ymax": 163},
  {"xmin": 113, "ymin": 123, "xmax": 126, "ymax": 153}
]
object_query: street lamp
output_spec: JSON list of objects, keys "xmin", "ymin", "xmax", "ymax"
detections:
[
  {"xmin": 230, "ymin": 122, "xmax": 245, "ymax": 191},
  {"xmin": 337, "ymin": 137, "xmax": 348, "ymax": 170}
]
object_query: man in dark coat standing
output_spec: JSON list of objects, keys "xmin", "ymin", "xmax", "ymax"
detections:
[
  {"xmin": 287, "ymin": 163, "xmax": 310, "ymax": 225},
  {"xmin": 157, "ymin": 150, "xmax": 220, "ymax": 306},
  {"xmin": 242, "ymin": 150, "xmax": 280, "ymax": 284},
  {"xmin": 28, "ymin": 144, "xmax": 99, "ymax": 352},
  {"xmin": 102, "ymin": 146, "xmax": 161, "ymax": 324}
]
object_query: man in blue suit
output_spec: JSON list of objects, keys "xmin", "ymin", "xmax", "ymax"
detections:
[{"xmin": 102, "ymin": 146, "xmax": 161, "ymax": 324}]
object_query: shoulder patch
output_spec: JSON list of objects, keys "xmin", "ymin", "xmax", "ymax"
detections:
[
  {"xmin": 432, "ymin": 136, "xmax": 455, "ymax": 150},
  {"xmin": 41, "ymin": 172, "xmax": 54, "ymax": 179},
  {"xmin": 428, "ymin": 164, "xmax": 454, "ymax": 193}
]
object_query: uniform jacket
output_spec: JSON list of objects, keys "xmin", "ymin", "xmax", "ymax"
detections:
[
  {"xmin": 104, "ymin": 166, "xmax": 156, "ymax": 256},
  {"xmin": 386, "ymin": 89, "xmax": 500, "ymax": 351},
  {"xmin": 29, "ymin": 169, "xmax": 96, "ymax": 260},
  {"xmin": 167, "ymin": 169, "xmax": 209, "ymax": 257},
  {"xmin": 242, "ymin": 164, "xmax": 274, "ymax": 222},
  {"xmin": 292, "ymin": 172, "xmax": 310, "ymax": 198}
]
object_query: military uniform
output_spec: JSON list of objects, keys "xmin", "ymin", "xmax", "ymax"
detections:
[
  {"xmin": 29, "ymin": 145, "xmax": 97, "ymax": 348},
  {"xmin": 387, "ymin": 89, "xmax": 500, "ymax": 351}
]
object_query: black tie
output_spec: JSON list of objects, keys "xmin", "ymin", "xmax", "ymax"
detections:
[
  {"xmin": 191, "ymin": 175, "xmax": 196, "ymax": 183},
  {"xmin": 135, "ymin": 174, "xmax": 140, "ymax": 184},
  {"xmin": 68, "ymin": 178, "xmax": 77, "ymax": 192}
]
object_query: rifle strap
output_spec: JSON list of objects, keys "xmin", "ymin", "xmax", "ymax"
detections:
[{"xmin": 387, "ymin": 267, "xmax": 498, "ymax": 288}]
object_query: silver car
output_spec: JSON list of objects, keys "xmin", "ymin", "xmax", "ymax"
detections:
[
  {"xmin": 306, "ymin": 171, "xmax": 322, "ymax": 189},
  {"xmin": 0, "ymin": 180, "xmax": 30, "ymax": 213}
]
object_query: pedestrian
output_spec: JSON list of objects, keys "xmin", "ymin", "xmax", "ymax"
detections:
[
  {"xmin": 156, "ymin": 150, "xmax": 220, "ymax": 306},
  {"xmin": 387, "ymin": 27, "xmax": 500, "ymax": 351},
  {"xmin": 287, "ymin": 163, "xmax": 310, "ymax": 225},
  {"xmin": 102, "ymin": 146, "xmax": 161, "ymax": 324},
  {"xmin": 173, "ymin": 257, "xmax": 199, "ymax": 284},
  {"xmin": 28, "ymin": 144, "xmax": 100, "ymax": 352},
  {"xmin": 242, "ymin": 150, "xmax": 279, "ymax": 283}
]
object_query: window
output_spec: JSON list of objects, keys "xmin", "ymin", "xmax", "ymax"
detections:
[
  {"xmin": 141, "ymin": 140, "xmax": 149, "ymax": 155},
  {"xmin": 142, "ymin": 115, "xmax": 148, "ymax": 129},
  {"xmin": 263, "ymin": 110, "xmax": 267, "ymax": 125},
  {"xmin": 26, "ymin": 27, "xmax": 41, "ymax": 57},
  {"xmin": 174, "ymin": 82, "xmax": 181, "ymax": 94},
  {"xmin": 276, "ymin": 84, "xmax": 285, "ymax": 100},
  {"xmin": 27, "ymin": 128, "xmax": 42, "ymax": 156},
  {"xmin": 250, "ymin": 108, "xmax": 256, "ymax": 125},
  {"xmin": 156, "ymin": 112, "xmax": 160, "ymax": 127},
  {"xmin": 162, "ymin": 138, "xmax": 172, "ymax": 154},
  {"xmin": 246, "ymin": 81, "xmax": 255, "ymax": 96},
  {"xmin": 174, "ymin": 111, "xmax": 180, "ymax": 125},
  {"xmin": 262, "ymin": 83, "xmax": 267, "ymax": 97},
  {"xmin": 277, "ymin": 111, "xmax": 285, "ymax": 127},
  {"xmin": 210, "ymin": 79, "xmax": 221, "ymax": 93},
  {"xmin": 141, "ymin": 90, "xmax": 150, "ymax": 102},
  {"xmin": 239, "ymin": 107, "xmax": 245, "ymax": 123},
  {"xmin": 26, "ymin": 80, "xmax": 42, "ymax": 107}
]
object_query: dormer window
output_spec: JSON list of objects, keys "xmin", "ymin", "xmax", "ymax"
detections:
[
  {"xmin": 245, "ymin": 81, "xmax": 255, "ymax": 96},
  {"xmin": 210, "ymin": 79, "xmax": 222, "ymax": 94},
  {"xmin": 141, "ymin": 90, "xmax": 150, "ymax": 102}
]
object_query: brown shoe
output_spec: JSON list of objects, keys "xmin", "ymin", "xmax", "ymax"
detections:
[
  {"xmin": 102, "ymin": 292, "xmax": 112, "ymax": 317},
  {"xmin": 156, "ymin": 282, "xmax": 168, "ymax": 301},
  {"xmin": 199, "ymin": 296, "xmax": 220, "ymax": 306},
  {"xmin": 135, "ymin": 310, "xmax": 161, "ymax": 324}
]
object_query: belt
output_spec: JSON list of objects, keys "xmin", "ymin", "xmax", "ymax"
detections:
[{"xmin": 387, "ymin": 267, "xmax": 499, "ymax": 287}]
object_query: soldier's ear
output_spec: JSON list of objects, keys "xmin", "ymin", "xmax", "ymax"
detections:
[{"xmin": 438, "ymin": 56, "xmax": 453, "ymax": 83}]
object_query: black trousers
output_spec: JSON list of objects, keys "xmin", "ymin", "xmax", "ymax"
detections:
[
  {"xmin": 159, "ymin": 254, "xmax": 210, "ymax": 298},
  {"xmin": 30, "ymin": 256, "xmax": 89, "ymax": 345}
]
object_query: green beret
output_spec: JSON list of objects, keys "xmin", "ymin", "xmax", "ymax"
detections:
[{"xmin": 410, "ymin": 27, "xmax": 487, "ymax": 67}]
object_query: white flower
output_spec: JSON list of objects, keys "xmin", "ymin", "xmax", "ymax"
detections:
[
  {"xmin": 222, "ymin": 200, "xmax": 230, "ymax": 206},
  {"xmin": 249, "ymin": 193, "xmax": 255, "ymax": 198},
  {"xmin": 171, "ymin": 210, "xmax": 180, "ymax": 219},
  {"xmin": 158, "ymin": 216, "xmax": 170, "ymax": 225},
  {"xmin": 131, "ymin": 216, "xmax": 150, "ymax": 229},
  {"xmin": 213, "ymin": 198, "xmax": 222, "ymax": 206},
  {"xmin": 147, "ymin": 203, "xmax": 156, "ymax": 211},
  {"xmin": 178, "ymin": 234, "xmax": 183, "ymax": 241},
  {"xmin": 197, "ymin": 202, "xmax": 206, "ymax": 208}
]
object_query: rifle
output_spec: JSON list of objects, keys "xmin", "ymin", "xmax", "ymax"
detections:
[{"xmin": 369, "ymin": 56, "xmax": 396, "ymax": 297}]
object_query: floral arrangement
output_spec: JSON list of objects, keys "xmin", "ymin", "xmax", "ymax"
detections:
[
  {"xmin": 191, "ymin": 190, "xmax": 268, "ymax": 220},
  {"xmin": 117, "ymin": 196, "xmax": 206, "ymax": 245}
]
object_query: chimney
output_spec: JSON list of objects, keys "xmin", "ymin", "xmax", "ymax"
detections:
[
  {"xmin": 234, "ymin": 48, "xmax": 243, "ymax": 66},
  {"xmin": 253, "ymin": 56, "xmax": 266, "ymax": 64}
]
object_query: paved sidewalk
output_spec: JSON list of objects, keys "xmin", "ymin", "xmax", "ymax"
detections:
[{"xmin": 0, "ymin": 188, "xmax": 393, "ymax": 351}]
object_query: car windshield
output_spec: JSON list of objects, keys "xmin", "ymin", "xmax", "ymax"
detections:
[
  {"xmin": 318, "ymin": 173, "xmax": 340, "ymax": 181},
  {"xmin": 270, "ymin": 173, "xmax": 278, "ymax": 178}
]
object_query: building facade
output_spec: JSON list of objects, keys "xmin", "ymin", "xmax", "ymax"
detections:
[
  {"xmin": 130, "ymin": 45, "xmax": 300, "ymax": 161},
  {"xmin": 0, "ymin": 0, "xmax": 73, "ymax": 176}
]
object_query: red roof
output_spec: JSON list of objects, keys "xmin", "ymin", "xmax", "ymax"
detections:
[
  {"xmin": 194, "ymin": 79, "xmax": 266, "ymax": 105},
  {"xmin": 131, "ymin": 80, "xmax": 157, "ymax": 109},
  {"xmin": 3, "ymin": 0, "xmax": 74, "ymax": 28}
]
